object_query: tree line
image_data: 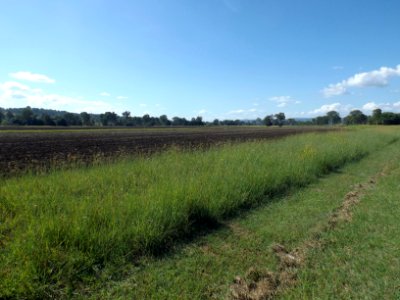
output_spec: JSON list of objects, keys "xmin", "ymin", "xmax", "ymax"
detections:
[
  {"xmin": 1, "ymin": 107, "xmax": 399, "ymax": 127},
  {"xmin": 311, "ymin": 109, "xmax": 400, "ymax": 125},
  {"xmin": 0, "ymin": 107, "xmax": 265, "ymax": 127}
]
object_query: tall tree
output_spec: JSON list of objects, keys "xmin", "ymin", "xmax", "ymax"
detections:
[
  {"xmin": 370, "ymin": 108, "xmax": 382, "ymax": 125},
  {"xmin": 326, "ymin": 110, "xmax": 341, "ymax": 125},
  {"xmin": 100, "ymin": 112, "xmax": 118, "ymax": 126},
  {"xmin": 344, "ymin": 110, "xmax": 367, "ymax": 125},
  {"xmin": 19, "ymin": 106, "xmax": 35, "ymax": 125},
  {"xmin": 159, "ymin": 115, "xmax": 171, "ymax": 126},
  {"xmin": 274, "ymin": 112, "xmax": 286, "ymax": 127},
  {"xmin": 263, "ymin": 115, "xmax": 273, "ymax": 126},
  {"xmin": 80, "ymin": 112, "xmax": 92, "ymax": 126},
  {"xmin": 41, "ymin": 114, "xmax": 56, "ymax": 126}
]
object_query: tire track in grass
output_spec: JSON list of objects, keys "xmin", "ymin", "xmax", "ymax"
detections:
[{"xmin": 229, "ymin": 165, "xmax": 391, "ymax": 300}]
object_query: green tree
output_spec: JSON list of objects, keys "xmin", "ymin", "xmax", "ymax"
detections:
[
  {"xmin": 380, "ymin": 112, "xmax": 400, "ymax": 125},
  {"xmin": 274, "ymin": 112, "xmax": 286, "ymax": 127},
  {"xmin": 263, "ymin": 115, "xmax": 273, "ymax": 126},
  {"xmin": 5, "ymin": 111, "xmax": 14, "ymax": 124},
  {"xmin": 19, "ymin": 106, "xmax": 35, "ymax": 125},
  {"xmin": 100, "ymin": 112, "xmax": 118, "ymax": 126},
  {"xmin": 63, "ymin": 113, "xmax": 82, "ymax": 126},
  {"xmin": 80, "ymin": 112, "xmax": 92, "ymax": 126},
  {"xmin": 41, "ymin": 114, "xmax": 56, "ymax": 126},
  {"xmin": 326, "ymin": 110, "xmax": 341, "ymax": 125},
  {"xmin": 344, "ymin": 110, "xmax": 368, "ymax": 125},
  {"xmin": 370, "ymin": 108, "xmax": 382, "ymax": 125},
  {"xmin": 159, "ymin": 115, "xmax": 171, "ymax": 126}
]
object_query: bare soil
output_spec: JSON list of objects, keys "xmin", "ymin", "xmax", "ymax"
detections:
[{"xmin": 0, "ymin": 126, "xmax": 333, "ymax": 175}]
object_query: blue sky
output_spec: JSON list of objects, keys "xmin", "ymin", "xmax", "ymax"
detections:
[{"xmin": 1, "ymin": 0, "xmax": 400, "ymax": 120}]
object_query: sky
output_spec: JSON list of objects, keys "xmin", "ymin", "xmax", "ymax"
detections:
[{"xmin": 1, "ymin": 0, "xmax": 400, "ymax": 120}]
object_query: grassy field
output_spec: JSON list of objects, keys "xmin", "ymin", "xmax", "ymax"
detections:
[
  {"xmin": 281, "ymin": 150, "xmax": 400, "ymax": 299},
  {"xmin": 89, "ymin": 127, "xmax": 400, "ymax": 299},
  {"xmin": 0, "ymin": 127, "xmax": 399, "ymax": 298}
]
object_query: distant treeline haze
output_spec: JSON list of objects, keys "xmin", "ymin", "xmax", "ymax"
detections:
[{"xmin": 0, "ymin": 107, "xmax": 398, "ymax": 127}]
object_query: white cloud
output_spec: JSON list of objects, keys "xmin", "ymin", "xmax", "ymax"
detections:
[
  {"xmin": 227, "ymin": 109, "xmax": 245, "ymax": 114},
  {"xmin": 1, "ymin": 81, "xmax": 30, "ymax": 91},
  {"xmin": 10, "ymin": 71, "xmax": 55, "ymax": 84},
  {"xmin": 332, "ymin": 66, "xmax": 344, "ymax": 70},
  {"xmin": 116, "ymin": 96, "xmax": 128, "ymax": 100},
  {"xmin": 99, "ymin": 92, "xmax": 111, "ymax": 97},
  {"xmin": 362, "ymin": 102, "xmax": 379, "ymax": 111},
  {"xmin": 323, "ymin": 65, "xmax": 400, "ymax": 97},
  {"xmin": 198, "ymin": 109, "xmax": 207, "ymax": 115},
  {"xmin": 224, "ymin": 108, "xmax": 265, "ymax": 120},
  {"xmin": 322, "ymin": 83, "xmax": 349, "ymax": 97},
  {"xmin": 0, "ymin": 81, "xmax": 118, "ymax": 114},
  {"xmin": 309, "ymin": 103, "xmax": 353, "ymax": 115},
  {"xmin": 309, "ymin": 100, "xmax": 400, "ymax": 117},
  {"xmin": 269, "ymin": 96, "xmax": 301, "ymax": 108},
  {"xmin": 361, "ymin": 101, "xmax": 400, "ymax": 112}
]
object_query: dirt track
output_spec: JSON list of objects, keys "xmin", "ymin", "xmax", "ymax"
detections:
[{"xmin": 0, "ymin": 126, "xmax": 334, "ymax": 175}]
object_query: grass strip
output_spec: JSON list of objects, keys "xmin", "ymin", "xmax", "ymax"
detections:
[
  {"xmin": 0, "ymin": 127, "xmax": 398, "ymax": 298},
  {"xmin": 280, "ymin": 150, "xmax": 400, "ymax": 299},
  {"xmin": 86, "ymin": 127, "xmax": 400, "ymax": 299}
]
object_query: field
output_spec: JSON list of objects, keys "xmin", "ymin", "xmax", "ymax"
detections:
[
  {"xmin": 0, "ymin": 126, "xmax": 332, "ymax": 175},
  {"xmin": 1, "ymin": 126, "xmax": 400, "ymax": 299}
]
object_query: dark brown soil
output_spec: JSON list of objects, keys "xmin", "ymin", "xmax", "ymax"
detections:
[{"xmin": 0, "ymin": 126, "xmax": 334, "ymax": 175}]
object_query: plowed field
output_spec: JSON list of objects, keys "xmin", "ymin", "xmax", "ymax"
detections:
[{"xmin": 0, "ymin": 126, "xmax": 334, "ymax": 175}]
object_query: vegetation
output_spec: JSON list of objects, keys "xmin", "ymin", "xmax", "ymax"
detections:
[
  {"xmin": 282, "ymin": 140, "xmax": 400, "ymax": 299},
  {"xmin": 2, "ymin": 106, "xmax": 400, "ymax": 128},
  {"xmin": 312, "ymin": 108, "xmax": 400, "ymax": 125},
  {"xmin": 0, "ymin": 106, "xmax": 267, "ymax": 127},
  {"xmin": 0, "ymin": 128, "xmax": 398, "ymax": 298},
  {"xmin": 88, "ymin": 127, "xmax": 400, "ymax": 299}
]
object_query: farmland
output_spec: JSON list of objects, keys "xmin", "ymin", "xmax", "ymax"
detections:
[
  {"xmin": 0, "ymin": 126, "xmax": 332, "ymax": 175},
  {"xmin": 1, "ymin": 126, "xmax": 400, "ymax": 299}
]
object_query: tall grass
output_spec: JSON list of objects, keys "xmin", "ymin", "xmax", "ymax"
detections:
[{"xmin": 0, "ymin": 128, "xmax": 397, "ymax": 298}]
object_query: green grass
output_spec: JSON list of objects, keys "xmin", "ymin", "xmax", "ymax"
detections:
[
  {"xmin": 0, "ymin": 127, "xmax": 398, "ymax": 298},
  {"xmin": 280, "ymin": 149, "xmax": 400, "ymax": 299},
  {"xmin": 87, "ymin": 127, "xmax": 400, "ymax": 299}
]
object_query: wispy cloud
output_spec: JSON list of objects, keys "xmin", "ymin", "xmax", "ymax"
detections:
[
  {"xmin": 198, "ymin": 109, "xmax": 207, "ymax": 115},
  {"xmin": 10, "ymin": 71, "xmax": 55, "ymax": 84},
  {"xmin": 269, "ymin": 96, "xmax": 301, "ymax": 108},
  {"xmin": 322, "ymin": 65, "xmax": 400, "ymax": 97},
  {"xmin": 0, "ymin": 81, "xmax": 118, "ymax": 113},
  {"xmin": 225, "ymin": 107, "xmax": 264, "ymax": 119},
  {"xmin": 116, "ymin": 96, "xmax": 128, "ymax": 100},
  {"xmin": 332, "ymin": 66, "xmax": 344, "ymax": 70},
  {"xmin": 227, "ymin": 109, "xmax": 245, "ymax": 115},
  {"xmin": 99, "ymin": 92, "xmax": 111, "ymax": 97}
]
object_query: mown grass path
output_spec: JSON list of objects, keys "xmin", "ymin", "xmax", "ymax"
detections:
[
  {"xmin": 84, "ymin": 129, "xmax": 400, "ymax": 299},
  {"xmin": 281, "ymin": 150, "xmax": 400, "ymax": 299}
]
